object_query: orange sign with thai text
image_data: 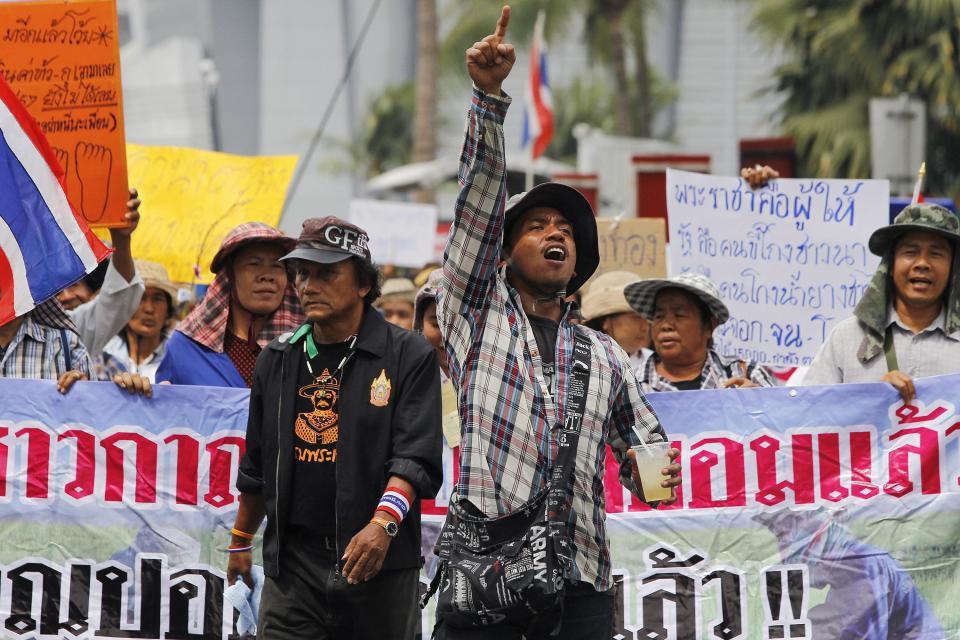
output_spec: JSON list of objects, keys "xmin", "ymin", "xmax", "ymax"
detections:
[{"xmin": 0, "ymin": 0, "xmax": 129, "ymax": 227}]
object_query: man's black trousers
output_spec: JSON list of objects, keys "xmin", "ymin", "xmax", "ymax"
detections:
[{"xmin": 258, "ymin": 529, "xmax": 420, "ymax": 639}]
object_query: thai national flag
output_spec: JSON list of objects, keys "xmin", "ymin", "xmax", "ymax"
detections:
[
  {"xmin": 0, "ymin": 75, "xmax": 110, "ymax": 326},
  {"xmin": 521, "ymin": 10, "xmax": 554, "ymax": 159}
]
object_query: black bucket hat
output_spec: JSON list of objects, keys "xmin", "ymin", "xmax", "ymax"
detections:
[{"xmin": 503, "ymin": 182, "xmax": 599, "ymax": 294}]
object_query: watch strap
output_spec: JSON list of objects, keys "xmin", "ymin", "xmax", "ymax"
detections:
[{"xmin": 371, "ymin": 516, "xmax": 398, "ymax": 537}]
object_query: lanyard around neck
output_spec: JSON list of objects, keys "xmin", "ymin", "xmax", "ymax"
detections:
[{"xmin": 303, "ymin": 332, "xmax": 358, "ymax": 380}]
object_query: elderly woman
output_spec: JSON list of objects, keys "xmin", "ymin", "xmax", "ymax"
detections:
[
  {"xmin": 580, "ymin": 270, "xmax": 651, "ymax": 369},
  {"xmin": 625, "ymin": 272, "xmax": 774, "ymax": 392},
  {"xmin": 98, "ymin": 260, "xmax": 179, "ymax": 383}
]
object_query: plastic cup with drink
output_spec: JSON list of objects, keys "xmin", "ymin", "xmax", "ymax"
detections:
[{"xmin": 631, "ymin": 438, "xmax": 673, "ymax": 502}]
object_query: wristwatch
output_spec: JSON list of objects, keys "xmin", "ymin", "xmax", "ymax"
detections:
[{"xmin": 371, "ymin": 516, "xmax": 399, "ymax": 537}]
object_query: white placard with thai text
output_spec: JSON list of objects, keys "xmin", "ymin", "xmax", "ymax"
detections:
[
  {"xmin": 667, "ymin": 169, "xmax": 890, "ymax": 367},
  {"xmin": 349, "ymin": 199, "xmax": 438, "ymax": 268}
]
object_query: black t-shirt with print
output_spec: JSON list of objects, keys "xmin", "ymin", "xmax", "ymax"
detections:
[{"xmin": 288, "ymin": 340, "xmax": 351, "ymax": 536}]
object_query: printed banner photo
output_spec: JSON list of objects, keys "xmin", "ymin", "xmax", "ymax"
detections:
[{"xmin": 2, "ymin": 375, "xmax": 959, "ymax": 639}]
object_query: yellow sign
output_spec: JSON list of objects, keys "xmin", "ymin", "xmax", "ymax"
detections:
[{"xmin": 121, "ymin": 144, "xmax": 297, "ymax": 284}]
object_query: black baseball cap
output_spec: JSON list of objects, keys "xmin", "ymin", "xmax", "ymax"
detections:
[{"xmin": 280, "ymin": 216, "xmax": 372, "ymax": 265}]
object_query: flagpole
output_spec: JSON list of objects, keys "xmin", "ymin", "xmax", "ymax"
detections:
[
  {"xmin": 910, "ymin": 161, "xmax": 926, "ymax": 204},
  {"xmin": 525, "ymin": 142, "xmax": 534, "ymax": 191},
  {"xmin": 524, "ymin": 9, "xmax": 549, "ymax": 193}
]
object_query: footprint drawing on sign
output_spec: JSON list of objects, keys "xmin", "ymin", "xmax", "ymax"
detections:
[
  {"xmin": 51, "ymin": 147, "xmax": 69, "ymax": 176},
  {"xmin": 74, "ymin": 142, "xmax": 112, "ymax": 222}
]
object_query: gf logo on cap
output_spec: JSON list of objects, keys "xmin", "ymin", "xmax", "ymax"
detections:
[{"xmin": 324, "ymin": 225, "xmax": 369, "ymax": 257}]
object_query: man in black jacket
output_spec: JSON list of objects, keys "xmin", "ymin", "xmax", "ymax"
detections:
[{"xmin": 227, "ymin": 216, "xmax": 443, "ymax": 639}]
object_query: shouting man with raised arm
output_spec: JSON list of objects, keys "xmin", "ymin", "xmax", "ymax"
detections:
[
  {"xmin": 432, "ymin": 7, "xmax": 681, "ymax": 639},
  {"xmin": 228, "ymin": 217, "xmax": 442, "ymax": 639}
]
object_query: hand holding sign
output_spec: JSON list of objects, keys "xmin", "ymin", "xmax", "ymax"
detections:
[{"xmin": 466, "ymin": 5, "xmax": 516, "ymax": 95}]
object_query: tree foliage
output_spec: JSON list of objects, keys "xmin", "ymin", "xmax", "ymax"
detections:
[
  {"xmin": 750, "ymin": 0, "xmax": 960, "ymax": 195},
  {"xmin": 440, "ymin": 0, "xmax": 666, "ymax": 137},
  {"xmin": 323, "ymin": 82, "xmax": 415, "ymax": 177}
]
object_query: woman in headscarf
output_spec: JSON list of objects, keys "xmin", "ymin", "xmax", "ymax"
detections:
[{"xmin": 156, "ymin": 222, "xmax": 304, "ymax": 388}]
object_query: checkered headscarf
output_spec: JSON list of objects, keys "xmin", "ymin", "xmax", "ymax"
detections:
[
  {"xmin": 177, "ymin": 224, "xmax": 304, "ymax": 352},
  {"xmin": 31, "ymin": 298, "xmax": 79, "ymax": 333}
]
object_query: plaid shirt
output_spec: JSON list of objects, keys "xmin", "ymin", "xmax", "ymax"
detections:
[
  {"xmin": 636, "ymin": 349, "xmax": 775, "ymax": 392},
  {"xmin": 436, "ymin": 89, "xmax": 666, "ymax": 591},
  {"xmin": 0, "ymin": 300, "xmax": 93, "ymax": 380}
]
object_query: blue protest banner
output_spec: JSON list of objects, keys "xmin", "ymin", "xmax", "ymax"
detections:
[
  {"xmin": 3, "ymin": 375, "xmax": 959, "ymax": 639},
  {"xmin": 613, "ymin": 374, "xmax": 960, "ymax": 639}
]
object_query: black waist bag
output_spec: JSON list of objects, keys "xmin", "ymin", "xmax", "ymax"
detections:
[
  {"xmin": 430, "ymin": 490, "xmax": 567, "ymax": 627},
  {"xmin": 423, "ymin": 331, "xmax": 593, "ymax": 628}
]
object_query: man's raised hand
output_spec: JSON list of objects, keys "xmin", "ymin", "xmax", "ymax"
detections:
[{"xmin": 466, "ymin": 5, "xmax": 516, "ymax": 95}]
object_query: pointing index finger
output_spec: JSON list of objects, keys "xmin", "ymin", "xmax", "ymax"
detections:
[{"xmin": 495, "ymin": 5, "xmax": 510, "ymax": 39}]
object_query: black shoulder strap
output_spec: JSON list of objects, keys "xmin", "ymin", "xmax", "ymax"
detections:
[
  {"xmin": 547, "ymin": 329, "xmax": 591, "ymax": 524},
  {"xmin": 60, "ymin": 329, "xmax": 73, "ymax": 372},
  {"xmin": 884, "ymin": 325, "xmax": 899, "ymax": 372}
]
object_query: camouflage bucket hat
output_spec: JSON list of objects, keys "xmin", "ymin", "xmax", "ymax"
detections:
[{"xmin": 868, "ymin": 203, "xmax": 960, "ymax": 256}]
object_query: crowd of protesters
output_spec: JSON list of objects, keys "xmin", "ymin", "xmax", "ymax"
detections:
[{"xmin": 2, "ymin": 5, "xmax": 960, "ymax": 640}]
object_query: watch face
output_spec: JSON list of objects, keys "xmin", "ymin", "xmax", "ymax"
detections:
[{"xmin": 386, "ymin": 521, "xmax": 399, "ymax": 536}]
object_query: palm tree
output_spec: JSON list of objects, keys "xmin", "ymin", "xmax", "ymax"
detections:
[
  {"xmin": 750, "ymin": 0, "xmax": 960, "ymax": 195},
  {"xmin": 586, "ymin": 0, "xmax": 633, "ymax": 134}
]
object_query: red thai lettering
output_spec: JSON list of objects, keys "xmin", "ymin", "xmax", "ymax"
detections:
[
  {"xmin": 896, "ymin": 403, "xmax": 948, "ymax": 424},
  {"xmin": 751, "ymin": 434, "xmax": 814, "ymax": 506},
  {"xmin": 59, "ymin": 429, "xmax": 96, "ymax": 500},
  {"xmin": 689, "ymin": 437, "xmax": 745, "ymax": 509},
  {"xmin": 204, "ymin": 436, "xmax": 245, "ymax": 508},
  {"xmin": 101, "ymin": 432, "xmax": 159, "ymax": 503},
  {"xmin": 0, "ymin": 426, "xmax": 8, "ymax": 497},
  {"xmin": 849, "ymin": 431, "xmax": 880, "ymax": 499},
  {"xmin": 164, "ymin": 434, "xmax": 200, "ymax": 505},
  {"xmin": 15, "ymin": 427, "xmax": 51, "ymax": 499},
  {"xmin": 817, "ymin": 431, "xmax": 880, "ymax": 502},
  {"xmin": 604, "ymin": 445, "xmax": 624, "ymax": 514},
  {"xmin": 884, "ymin": 427, "xmax": 941, "ymax": 498}
]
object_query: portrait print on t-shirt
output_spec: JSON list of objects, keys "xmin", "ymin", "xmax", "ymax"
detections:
[{"xmin": 295, "ymin": 368, "xmax": 340, "ymax": 460}]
